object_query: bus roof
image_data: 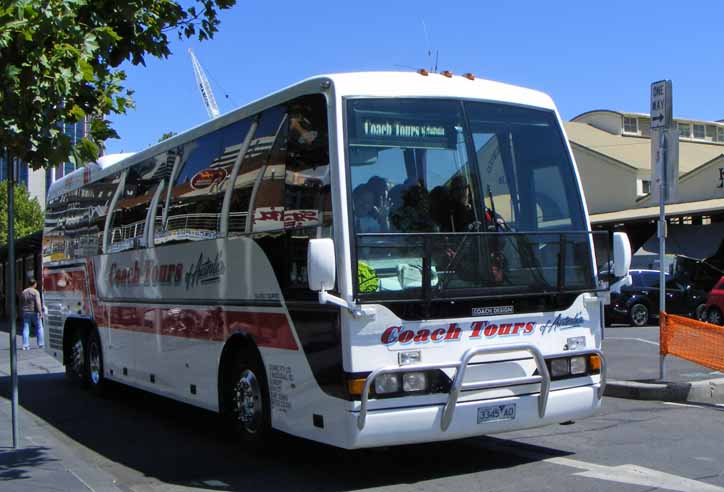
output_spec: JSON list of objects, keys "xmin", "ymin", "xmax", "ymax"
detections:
[{"xmin": 47, "ymin": 71, "xmax": 556, "ymax": 201}]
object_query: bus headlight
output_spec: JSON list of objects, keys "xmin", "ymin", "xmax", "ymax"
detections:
[
  {"xmin": 374, "ymin": 374, "xmax": 401, "ymax": 394},
  {"xmin": 545, "ymin": 354, "xmax": 600, "ymax": 380},
  {"xmin": 402, "ymin": 372, "xmax": 427, "ymax": 392},
  {"xmin": 570, "ymin": 356, "xmax": 587, "ymax": 375},
  {"xmin": 550, "ymin": 358, "xmax": 570, "ymax": 377}
]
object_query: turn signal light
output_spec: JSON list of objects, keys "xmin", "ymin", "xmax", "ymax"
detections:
[
  {"xmin": 347, "ymin": 378, "xmax": 366, "ymax": 396},
  {"xmin": 589, "ymin": 354, "xmax": 602, "ymax": 374}
]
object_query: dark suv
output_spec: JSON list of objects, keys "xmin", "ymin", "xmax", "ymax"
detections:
[{"xmin": 606, "ymin": 269, "xmax": 707, "ymax": 327}]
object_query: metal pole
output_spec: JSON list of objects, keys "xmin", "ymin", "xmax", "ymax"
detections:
[
  {"xmin": 658, "ymin": 130, "xmax": 666, "ymax": 381},
  {"xmin": 6, "ymin": 153, "xmax": 19, "ymax": 448}
]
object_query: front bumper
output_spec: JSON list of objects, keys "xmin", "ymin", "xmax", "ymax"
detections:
[
  {"xmin": 346, "ymin": 383, "xmax": 602, "ymax": 448},
  {"xmin": 342, "ymin": 344, "xmax": 605, "ymax": 448}
]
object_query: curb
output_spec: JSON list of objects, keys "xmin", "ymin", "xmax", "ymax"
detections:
[{"xmin": 605, "ymin": 377, "xmax": 724, "ymax": 405}]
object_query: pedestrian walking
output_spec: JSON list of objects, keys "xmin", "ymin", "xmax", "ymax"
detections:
[{"xmin": 21, "ymin": 278, "xmax": 44, "ymax": 350}]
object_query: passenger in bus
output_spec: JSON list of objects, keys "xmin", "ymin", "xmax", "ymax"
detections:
[
  {"xmin": 389, "ymin": 180, "xmax": 434, "ymax": 232},
  {"xmin": 353, "ymin": 184, "xmax": 383, "ymax": 233}
]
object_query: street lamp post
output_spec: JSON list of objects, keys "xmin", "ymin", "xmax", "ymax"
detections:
[{"xmin": 6, "ymin": 152, "xmax": 19, "ymax": 448}]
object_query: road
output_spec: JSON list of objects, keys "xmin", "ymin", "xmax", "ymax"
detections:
[
  {"xmin": 2, "ymin": 335, "xmax": 724, "ymax": 492},
  {"xmin": 603, "ymin": 323, "xmax": 724, "ymax": 382}
]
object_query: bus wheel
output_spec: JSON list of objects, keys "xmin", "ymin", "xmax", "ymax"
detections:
[
  {"xmin": 65, "ymin": 328, "xmax": 88, "ymax": 387},
  {"xmin": 225, "ymin": 349, "xmax": 271, "ymax": 446},
  {"xmin": 85, "ymin": 329, "xmax": 106, "ymax": 396}
]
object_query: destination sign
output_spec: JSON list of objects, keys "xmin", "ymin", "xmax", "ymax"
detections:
[{"xmin": 350, "ymin": 111, "xmax": 456, "ymax": 149}]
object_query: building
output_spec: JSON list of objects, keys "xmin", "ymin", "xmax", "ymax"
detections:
[
  {"xmin": 567, "ymin": 110, "xmax": 724, "ymax": 285},
  {"xmin": 0, "ymin": 119, "xmax": 89, "ymax": 211}
]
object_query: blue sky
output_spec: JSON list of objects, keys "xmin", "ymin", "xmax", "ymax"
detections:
[{"xmin": 105, "ymin": 1, "xmax": 724, "ymax": 154}]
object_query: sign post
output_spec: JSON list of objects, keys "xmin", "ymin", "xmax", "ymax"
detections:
[{"xmin": 650, "ymin": 80, "xmax": 678, "ymax": 381}]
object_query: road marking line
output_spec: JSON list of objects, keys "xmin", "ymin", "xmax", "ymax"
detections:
[
  {"xmin": 490, "ymin": 443, "xmax": 724, "ymax": 492},
  {"xmin": 606, "ymin": 336, "xmax": 659, "ymax": 346}
]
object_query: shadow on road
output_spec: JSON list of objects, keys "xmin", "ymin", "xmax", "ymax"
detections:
[
  {"xmin": 0, "ymin": 446, "xmax": 56, "ymax": 481},
  {"xmin": 0, "ymin": 372, "xmax": 573, "ymax": 491}
]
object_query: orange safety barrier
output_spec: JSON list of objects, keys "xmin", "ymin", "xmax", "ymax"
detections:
[{"xmin": 660, "ymin": 312, "xmax": 724, "ymax": 372}]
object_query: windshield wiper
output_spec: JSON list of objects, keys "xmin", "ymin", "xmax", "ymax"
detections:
[{"xmin": 485, "ymin": 185, "xmax": 554, "ymax": 291}]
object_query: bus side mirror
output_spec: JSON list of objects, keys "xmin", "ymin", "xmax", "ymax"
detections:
[
  {"xmin": 613, "ymin": 232, "xmax": 631, "ymax": 278},
  {"xmin": 308, "ymin": 238, "xmax": 336, "ymax": 292}
]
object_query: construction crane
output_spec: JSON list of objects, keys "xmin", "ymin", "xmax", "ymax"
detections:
[{"xmin": 188, "ymin": 48, "xmax": 220, "ymax": 119}]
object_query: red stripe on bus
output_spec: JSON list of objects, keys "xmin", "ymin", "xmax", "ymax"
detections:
[
  {"xmin": 109, "ymin": 305, "xmax": 298, "ymax": 350},
  {"xmin": 44, "ymin": 265, "xmax": 297, "ymax": 350}
]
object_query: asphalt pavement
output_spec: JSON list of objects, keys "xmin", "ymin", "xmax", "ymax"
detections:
[{"xmin": 2, "ymin": 318, "xmax": 724, "ymax": 491}]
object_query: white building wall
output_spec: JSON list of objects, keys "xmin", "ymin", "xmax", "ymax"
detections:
[
  {"xmin": 27, "ymin": 167, "xmax": 46, "ymax": 210},
  {"xmin": 571, "ymin": 144, "xmax": 638, "ymax": 214},
  {"xmin": 674, "ymin": 156, "xmax": 724, "ymax": 204}
]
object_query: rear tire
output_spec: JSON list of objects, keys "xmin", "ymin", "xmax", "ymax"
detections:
[
  {"xmin": 222, "ymin": 347, "xmax": 272, "ymax": 447},
  {"xmin": 708, "ymin": 307, "xmax": 723, "ymax": 326},
  {"xmin": 65, "ymin": 328, "xmax": 88, "ymax": 387},
  {"xmin": 86, "ymin": 329, "xmax": 106, "ymax": 396},
  {"xmin": 629, "ymin": 303, "xmax": 649, "ymax": 327}
]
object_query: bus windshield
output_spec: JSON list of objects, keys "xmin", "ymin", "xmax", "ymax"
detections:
[{"xmin": 346, "ymin": 98, "xmax": 594, "ymax": 300}]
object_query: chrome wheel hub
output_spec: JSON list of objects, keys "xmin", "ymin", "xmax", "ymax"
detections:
[
  {"xmin": 233, "ymin": 369, "xmax": 262, "ymax": 434},
  {"xmin": 71, "ymin": 339, "xmax": 84, "ymax": 377},
  {"xmin": 89, "ymin": 341, "xmax": 101, "ymax": 385}
]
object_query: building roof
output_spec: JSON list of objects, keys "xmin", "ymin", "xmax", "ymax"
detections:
[
  {"xmin": 589, "ymin": 197, "xmax": 724, "ymax": 224},
  {"xmin": 565, "ymin": 121, "xmax": 724, "ymax": 173}
]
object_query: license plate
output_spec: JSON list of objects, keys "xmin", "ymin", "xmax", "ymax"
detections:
[{"xmin": 477, "ymin": 403, "xmax": 516, "ymax": 424}]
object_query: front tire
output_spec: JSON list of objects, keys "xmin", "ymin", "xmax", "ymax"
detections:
[
  {"xmin": 223, "ymin": 348, "xmax": 272, "ymax": 446},
  {"xmin": 629, "ymin": 303, "xmax": 649, "ymax": 327}
]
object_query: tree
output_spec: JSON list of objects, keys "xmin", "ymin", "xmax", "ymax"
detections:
[
  {"xmin": 0, "ymin": 181, "xmax": 44, "ymax": 244},
  {"xmin": 0, "ymin": 0, "xmax": 236, "ymax": 170},
  {"xmin": 158, "ymin": 131, "xmax": 178, "ymax": 143}
]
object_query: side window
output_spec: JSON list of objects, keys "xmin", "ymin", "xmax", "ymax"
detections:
[
  {"xmin": 84, "ymin": 173, "xmax": 123, "ymax": 256},
  {"xmin": 227, "ymin": 111, "xmax": 284, "ymax": 235},
  {"xmin": 43, "ymin": 194, "xmax": 68, "ymax": 262},
  {"xmin": 248, "ymin": 107, "xmax": 289, "ymax": 232},
  {"xmin": 109, "ymin": 161, "xmax": 163, "ymax": 252},
  {"xmin": 251, "ymin": 94, "xmax": 331, "ymax": 298},
  {"xmin": 286, "ymin": 94, "xmax": 332, "ymax": 229},
  {"xmin": 642, "ymin": 272, "xmax": 660, "ymax": 288},
  {"xmin": 42, "ymin": 172, "xmax": 121, "ymax": 261},
  {"xmin": 160, "ymin": 131, "xmax": 224, "ymax": 243},
  {"xmin": 159, "ymin": 119, "xmax": 252, "ymax": 244}
]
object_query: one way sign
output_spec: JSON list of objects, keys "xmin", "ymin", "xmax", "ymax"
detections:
[{"xmin": 651, "ymin": 80, "xmax": 672, "ymax": 129}]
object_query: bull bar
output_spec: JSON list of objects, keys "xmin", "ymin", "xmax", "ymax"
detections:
[{"xmin": 356, "ymin": 344, "xmax": 606, "ymax": 431}]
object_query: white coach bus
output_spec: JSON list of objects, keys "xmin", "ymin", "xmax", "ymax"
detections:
[{"xmin": 42, "ymin": 72, "xmax": 631, "ymax": 449}]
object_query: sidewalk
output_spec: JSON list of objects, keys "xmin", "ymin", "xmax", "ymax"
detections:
[
  {"xmin": 0, "ymin": 320, "xmax": 122, "ymax": 492},
  {"xmin": 602, "ymin": 324, "xmax": 724, "ymax": 404}
]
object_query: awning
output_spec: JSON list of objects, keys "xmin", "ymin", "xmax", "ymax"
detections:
[
  {"xmin": 635, "ymin": 222, "xmax": 724, "ymax": 261},
  {"xmin": 0, "ymin": 230, "xmax": 43, "ymax": 261},
  {"xmin": 590, "ymin": 197, "xmax": 724, "ymax": 224}
]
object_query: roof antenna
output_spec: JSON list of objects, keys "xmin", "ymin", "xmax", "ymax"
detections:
[{"xmin": 421, "ymin": 19, "xmax": 440, "ymax": 73}]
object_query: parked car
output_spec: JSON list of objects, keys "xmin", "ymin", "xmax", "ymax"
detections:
[
  {"xmin": 702, "ymin": 276, "xmax": 724, "ymax": 325},
  {"xmin": 605, "ymin": 269, "xmax": 707, "ymax": 327}
]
